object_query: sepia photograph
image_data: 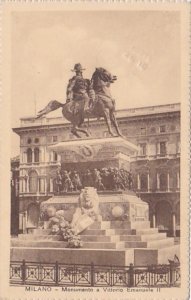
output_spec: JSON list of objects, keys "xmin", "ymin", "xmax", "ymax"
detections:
[{"xmin": 0, "ymin": 3, "xmax": 190, "ymax": 300}]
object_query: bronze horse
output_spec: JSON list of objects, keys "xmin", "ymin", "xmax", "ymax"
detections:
[{"xmin": 37, "ymin": 67, "xmax": 122, "ymax": 138}]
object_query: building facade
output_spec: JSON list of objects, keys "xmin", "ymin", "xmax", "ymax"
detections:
[
  {"xmin": 11, "ymin": 156, "xmax": 20, "ymax": 235},
  {"xmin": 12, "ymin": 103, "xmax": 180, "ymax": 236}
]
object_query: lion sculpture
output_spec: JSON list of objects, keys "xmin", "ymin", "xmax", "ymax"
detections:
[{"xmin": 71, "ymin": 187, "xmax": 101, "ymax": 234}]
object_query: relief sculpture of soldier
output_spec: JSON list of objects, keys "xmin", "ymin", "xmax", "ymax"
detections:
[{"xmin": 55, "ymin": 166, "xmax": 133, "ymax": 193}]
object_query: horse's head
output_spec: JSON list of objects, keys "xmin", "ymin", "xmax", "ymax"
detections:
[{"xmin": 92, "ymin": 67, "xmax": 117, "ymax": 83}]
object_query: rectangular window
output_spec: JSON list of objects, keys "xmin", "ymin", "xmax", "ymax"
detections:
[
  {"xmin": 160, "ymin": 125, "xmax": 166, "ymax": 133},
  {"xmin": 53, "ymin": 151, "xmax": 57, "ymax": 161},
  {"xmin": 39, "ymin": 178, "xmax": 45, "ymax": 193},
  {"xmin": 160, "ymin": 142, "xmax": 166, "ymax": 156},
  {"xmin": 140, "ymin": 127, "xmax": 146, "ymax": 135},
  {"xmin": 139, "ymin": 143, "xmax": 147, "ymax": 156},
  {"xmin": 53, "ymin": 136, "xmax": 58, "ymax": 142}
]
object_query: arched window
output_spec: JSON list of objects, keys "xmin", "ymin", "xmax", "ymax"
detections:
[
  {"xmin": 29, "ymin": 170, "xmax": 38, "ymax": 193},
  {"xmin": 159, "ymin": 173, "xmax": 167, "ymax": 191},
  {"xmin": 34, "ymin": 148, "xmax": 40, "ymax": 163},
  {"xmin": 140, "ymin": 174, "xmax": 148, "ymax": 190},
  {"xmin": 27, "ymin": 148, "xmax": 32, "ymax": 163}
]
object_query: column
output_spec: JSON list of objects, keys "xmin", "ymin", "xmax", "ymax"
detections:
[
  {"xmin": 44, "ymin": 178, "xmax": 47, "ymax": 194},
  {"xmin": 23, "ymin": 211, "xmax": 27, "ymax": 234},
  {"xmin": 21, "ymin": 152, "xmax": 24, "ymax": 164},
  {"xmin": 32, "ymin": 149, "xmax": 34, "ymax": 163},
  {"xmin": 177, "ymin": 171, "xmax": 180, "ymax": 189},
  {"xmin": 19, "ymin": 179, "xmax": 23, "ymax": 193},
  {"xmin": 156, "ymin": 142, "xmax": 160, "ymax": 156},
  {"xmin": 157, "ymin": 173, "xmax": 160, "ymax": 190},
  {"xmin": 152, "ymin": 213, "xmax": 156, "ymax": 228},
  {"xmin": 167, "ymin": 172, "xmax": 170, "ymax": 192},
  {"xmin": 24, "ymin": 177, "xmax": 27, "ymax": 193},
  {"xmin": 51, "ymin": 151, "xmax": 54, "ymax": 162},
  {"xmin": 137, "ymin": 174, "xmax": 140, "ymax": 190},
  {"xmin": 50, "ymin": 178, "xmax": 53, "ymax": 193},
  {"xmin": 41, "ymin": 178, "xmax": 45, "ymax": 193},
  {"xmin": 22, "ymin": 152, "xmax": 24, "ymax": 163},
  {"xmin": 58, "ymin": 154, "xmax": 61, "ymax": 163},
  {"xmin": 15, "ymin": 179, "xmax": 19, "ymax": 196},
  {"xmin": 25, "ymin": 152, "xmax": 27, "ymax": 163},
  {"xmin": 42, "ymin": 147, "xmax": 45, "ymax": 162},
  {"xmin": 37, "ymin": 178, "xmax": 40, "ymax": 193},
  {"xmin": 26, "ymin": 177, "xmax": 29, "ymax": 193},
  {"xmin": 147, "ymin": 173, "xmax": 150, "ymax": 192},
  {"xmin": 172, "ymin": 213, "xmax": 176, "ymax": 237},
  {"xmin": 22, "ymin": 178, "xmax": 25, "ymax": 193}
]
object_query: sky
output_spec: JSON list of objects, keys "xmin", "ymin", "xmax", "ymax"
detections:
[{"xmin": 11, "ymin": 10, "xmax": 180, "ymax": 156}]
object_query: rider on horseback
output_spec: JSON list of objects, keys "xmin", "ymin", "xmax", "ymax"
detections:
[
  {"xmin": 37, "ymin": 66, "xmax": 122, "ymax": 137},
  {"xmin": 66, "ymin": 63, "xmax": 95, "ymax": 115}
]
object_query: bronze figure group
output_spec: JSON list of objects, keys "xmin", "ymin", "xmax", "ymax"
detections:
[{"xmin": 55, "ymin": 167, "xmax": 133, "ymax": 193}]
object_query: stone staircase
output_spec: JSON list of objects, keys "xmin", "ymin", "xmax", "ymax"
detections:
[
  {"xmin": 11, "ymin": 219, "xmax": 180, "ymax": 266},
  {"xmin": 12, "ymin": 220, "xmax": 175, "ymax": 250}
]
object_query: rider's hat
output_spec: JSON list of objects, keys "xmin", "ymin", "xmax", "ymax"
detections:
[{"xmin": 71, "ymin": 63, "xmax": 86, "ymax": 72}]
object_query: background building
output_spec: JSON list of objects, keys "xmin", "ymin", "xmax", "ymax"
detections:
[
  {"xmin": 11, "ymin": 156, "xmax": 20, "ymax": 235},
  {"xmin": 12, "ymin": 103, "xmax": 180, "ymax": 236}
]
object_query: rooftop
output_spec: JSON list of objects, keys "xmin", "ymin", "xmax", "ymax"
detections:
[{"xmin": 15, "ymin": 102, "xmax": 180, "ymax": 130}]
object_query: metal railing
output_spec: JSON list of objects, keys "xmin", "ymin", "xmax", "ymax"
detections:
[{"xmin": 10, "ymin": 260, "xmax": 180, "ymax": 287}]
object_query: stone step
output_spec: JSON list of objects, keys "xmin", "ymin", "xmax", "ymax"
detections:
[
  {"xmin": 134, "ymin": 245, "xmax": 180, "ymax": 265},
  {"xmin": 123, "ymin": 238, "xmax": 174, "ymax": 249},
  {"xmin": 80, "ymin": 229, "xmax": 115, "ymax": 236},
  {"xmin": 119, "ymin": 233, "xmax": 167, "ymax": 242},
  {"xmin": 10, "ymin": 247, "xmax": 135, "ymax": 266},
  {"xmin": 147, "ymin": 238, "xmax": 174, "ymax": 249},
  {"xmin": 11, "ymin": 239, "xmax": 125, "ymax": 250},
  {"xmin": 140, "ymin": 232, "xmax": 167, "ymax": 242},
  {"xmin": 82, "ymin": 242, "xmax": 125, "ymax": 249},
  {"xmin": 130, "ymin": 221, "xmax": 151, "ymax": 229},
  {"xmin": 110, "ymin": 221, "xmax": 150, "ymax": 230},
  {"xmin": 88, "ymin": 221, "xmax": 111, "ymax": 230},
  {"xmin": 120, "ymin": 235, "xmax": 142, "ymax": 242},
  {"xmin": 18, "ymin": 234, "xmax": 61, "ymax": 241},
  {"xmin": 11, "ymin": 239, "xmax": 67, "ymax": 248},
  {"xmin": 123, "ymin": 241, "xmax": 147, "ymax": 248},
  {"xmin": 113, "ymin": 229, "xmax": 136, "ymax": 235},
  {"xmin": 10, "ymin": 245, "xmax": 180, "ymax": 266},
  {"xmin": 135, "ymin": 228, "xmax": 159, "ymax": 235},
  {"xmin": 27, "ymin": 229, "xmax": 52, "ymax": 235},
  {"xmin": 80, "ymin": 235, "xmax": 120, "ymax": 242}
]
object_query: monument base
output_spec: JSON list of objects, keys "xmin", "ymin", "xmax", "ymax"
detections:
[
  {"xmin": 11, "ymin": 137, "xmax": 179, "ymax": 268},
  {"xmin": 11, "ymin": 218, "xmax": 180, "ymax": 266},
  {"xmin": 40, "ymin": 190, "xmax": 149, "ymax": 222}
]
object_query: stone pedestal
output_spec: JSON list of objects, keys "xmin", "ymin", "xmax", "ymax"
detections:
[
  {"xmin": 49, "ymin": 136, "xmax": 138, "ymax": 172},
  {"xmin": 40, "ymin": 190, "xmax": 149, "ymax": 223},
  {"xmin": 12, "ymin": 136, "xmax": 179, "ymax": 267}
]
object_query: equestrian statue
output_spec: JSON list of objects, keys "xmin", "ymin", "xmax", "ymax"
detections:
[{"xmin": 37, "ymin": 63, "xmax": 122, "ymax": 138}]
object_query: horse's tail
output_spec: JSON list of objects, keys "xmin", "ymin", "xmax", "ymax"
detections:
[{"xmin": 36, "ymin": 100, "xmax": 64, "ymax": 118}]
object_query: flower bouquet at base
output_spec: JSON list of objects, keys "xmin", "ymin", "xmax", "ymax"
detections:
[{"xmin": 66, "ymin": 235, "xmax": 83, "ymax": 248}]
